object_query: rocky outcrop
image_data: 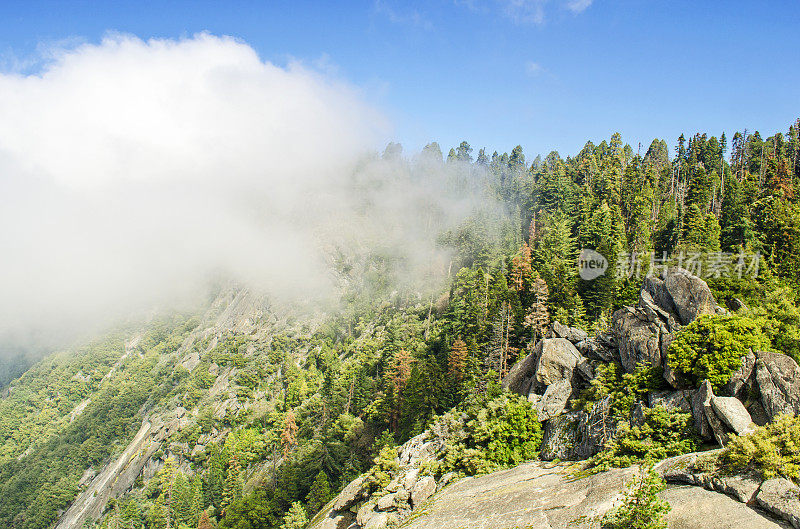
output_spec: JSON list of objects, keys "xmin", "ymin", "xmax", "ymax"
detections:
[
  {"xmin": 532, "ymin": 338, "xmax": 586, "ymax": 388},
  {"xmin": 501, "ymin": 348, "xmax": 537, "ymax": 395},
  {"xmin": 380, "ymin": 459, "xmax": 787, "ymax": 529},
  {"xmin": 540, "ymin": 411, "xmax": 580, "ymax": 460},
  {"xmin": 549, "ymin": 321, "xmax": 589, "ymax": 343},
  {"xmin": 755, "ymin": 351, "xmax": 800, "ymax": 421},
  {"xmin": 757, "ymin": 479, "xmax": 800, "ymax": 528},
  {"xmin": 611, "ymin": 268, "xmax": 722, "ymax": 380},
  {"xmin": 692, "ymin": 380, "xmax": 727, "ymax": 444},
  {"xmin": 613, "ymin": 307, "xmax": 665, "ymax": 372},
  {"xmin": 663, "ymin": 268, "xmax": 719, "ymax": 325},
  {"xmin": 649, "ymin": 389, "xmax": 695, "ymax": 414},
  {"xmin": 504, "ymin": 336, "xmax": 591, "ymax": 423},
  {"xmin": 540, "ymin": 396, "xmax": 615, "ymax": 461},
  {"xmin": 398, "ymin": 462, "xmax": 639, "ymax": 529},
  {"xmin": 711, "ymin": 396, "xmax": 755, "ymax": 436},
  {"xmin": 663, "ymin": 485, "xmax": 789, "ymax": 529},
  {"xmin": 54, "ymin": 407, "xmax": 190, "ymax": 529},
  {"xmin": 528, "ymin": 379, "xmax": 572, "ymax": 421},
  {"xmin": 656, "ymin": 451, "xmax": 799, "ymax": 528}
]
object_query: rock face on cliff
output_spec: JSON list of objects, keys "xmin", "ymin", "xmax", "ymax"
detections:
[
  {"xmin": 314, "ymin": 458, "xmax": 789, "ymax": 529},
  {"xmin": 54, "ymin": 411, "xmax": 188, "ymax": 529},
  {"xmin": 53, "ymin": 287, "xmax": 289, "ymax": 529},
  {"xmin": 612, "ymin": 267, "xmax": 721, "ymax": 376},
  {"xmin": 755, "ymin": 351, "xmax": 800, "ymax": 420}
]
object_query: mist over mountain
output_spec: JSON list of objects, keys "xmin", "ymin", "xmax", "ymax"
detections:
[{"xmin": 0, "ymin": 33, "xmax": 495, "ymax": 358}]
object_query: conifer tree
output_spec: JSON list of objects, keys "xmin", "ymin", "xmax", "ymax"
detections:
[
  {"xmin": 305, "ymin": 471, "xmax": 332, "ymax": 516},
  {"xmin": 197, "ymin": 510, "xmax": 213, "ymax": 529},
  {"xmin": 221, "ymin": 455, "xmax": 243, "ymax": 516},
  {"xmin": 281, "ymin": 410, "xmax": 299, "ymax": 458},
  {"xmin": 281, "ymin": 501, "xmax": 308, "ymax": 529},
  {"xmin": 448, "ymin": 338, "xmax": 468, "ymax": 382}
]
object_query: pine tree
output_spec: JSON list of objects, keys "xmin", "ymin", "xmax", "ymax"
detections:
[
  {"xmin": 281, "ymin": 410, "xmax": 299, "ymax": 458},
  {"xmin": 221, "ymin": 454, "xmax": 243, "ymax": 516},
  {"xmin": 197, "ymin": 510, "xmax": 213, "ymax": 529},
  {"xmin": 456, "ymin": 141, "xmax": 473, "ymax": 162},
  {"xmin": 305, "ymin": 471, "xmax": 332, "ymax": 516},
  {"xmin": 448, "ymin": 338, "xmax": 468, "ymax": 382},
  {"xmin": 510, "ymin": 242, "xmax": 533, "ymax": 291},
  {"xmin": 524, "ymin": 276, "xmax": 550, "ymax": 347},
  {"xmin": 388, "ymin": 349, "xmax": 415, "ymax": 431},
  {"xmin": 281, "ymin": 501, "xmax": 308, "ymax": 529}
]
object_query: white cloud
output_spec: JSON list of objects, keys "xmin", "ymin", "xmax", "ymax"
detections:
[
  {"xmin": 0, "ymin": 33, "xmax": 493, "ymax": 352},
  {"xmin": 502, "ymin": 0, "xmax": 547, "ymax": 25},
  {"xmin": 525, "ymin": 61, "xmax": 543, "ymax": 75},
  {"xmin": 0, "ymin": 33, "xmax": 387, "ymax": 342},
  {"xmin": 373, "ymin": 0, "xmax": 434, "ymax": 30},
  {"xmin": 470, "ymin": 0, "xmax": 592, "ymax": 25},
  {"xmin": 566, "ymin": 0, "xmax": 593, "ymax": 13}
]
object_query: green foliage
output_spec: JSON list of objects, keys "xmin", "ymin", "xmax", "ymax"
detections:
[
  {"xmin": 280, "ymin": 501, "xmax": 308, "ymax": 529},
  {"xmin": 667, "ymin": 314, "xmax": 770, "ymax": 390},
  {"xmin": 589, "ymin": 406, "xmax": 699, "ymax": 472},
  {"xmin": 574, "ymin": 363, "xmax": 666, "ymax": 419},
  {"xmin": 743, "ymin": 286, "xmax": 800, "ymax": 364},
  {"xmin": 438, "ymin": 392, "xmax": 542, "ymax": 475},
  {"xmin": 720, "ymin": 414, "xmax": 800, "ymax": 482},
  {"xmin": 599, "ymin": 467, "xmax": 670, "ymax": 529}
]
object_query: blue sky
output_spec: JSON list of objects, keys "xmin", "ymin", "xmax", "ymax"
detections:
[{"xmin": 1, "ymin": 0, "xmax": 799, "ymax": 158}]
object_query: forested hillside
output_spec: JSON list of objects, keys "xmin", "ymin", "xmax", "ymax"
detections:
[{"xmin": 1, "ymin": 119, "xmax": 799, "ymax": 529}]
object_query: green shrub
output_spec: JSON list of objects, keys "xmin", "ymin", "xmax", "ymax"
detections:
[
  {"xmin": 719, "ymin": 414, "xmax": 800, "ymax": 482},
  {"xmin": 573, "ymin": 363, "xmax": 665, "ymax": 419},
  {"xmin": 366, "ymin": 445, "xmax": 400, "ymax": 491},
  {"xmin": 599, "ymin": 467, "xmax": 670, "ymax": 529},
  {"xmin": 667, "ymin": 314, "xmax": 770, "ymax": 390},
  {"xmin": 743, "ymin": 286, "xmax": 800, "ymax": 365},
  {"xmin": 438, "ymin": 392, "xmax": 542, "ymax": 475},
  {"xmin": 589, "ymin": 406, "xmax": 698, "ymax": 472}
]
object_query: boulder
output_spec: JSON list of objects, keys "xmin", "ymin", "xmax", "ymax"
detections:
[
  {"xmin": 663, "ymin": 267, "xmax": 718, "ymax": 325},
  {"xmin": 756, "ymin": 478, "xmax": 800, "ymax": 529},
  {"xmin": 528, "ymin": 379, "xmax": 572, "ymax": 421},
  {"xmin": 395, "ymin": 486, "xmax": 410, "ymax": 504},
  {"xmin": 333, "ymin": 476, "xmax": 368, "ymax": 512},
  {"xmin": 726, "ymin": 351, "xmax": 757, "ymax": 399},
  {"xmin": 403, "ymin": 468, "xmax": 420, "ymax": 492},
  {"xmin": 575, "ymin": 338, "xmax": 616, "ymax": 363},
  {"xmin": 540, "ymin": 411, "xmax": 580, "ymax": 461},
  {"xmin": 726, "ymin": 298, "xmax": 747, "ymax": 312},
  {"xmin": 356, "ymin": 501, "xmax": 377, "ymax": 526},
  {"xmin": 398, "ymin": 432, "xmax": 433, "ymax": 468},
  {"xmin": 747, "ymin": 400, "xmax": 770, "ymax": 426},
  {"xmin": 642, "ymin": 275, "xmax": 679, "ymax": 316},
  {"xmin": 410, "ymin": 476, "xmax": 436, "ymax": 508},
  {"xmin": 639, "ymin": 289, "xmax": 680, "ymax": 330},
  {"xmin": 532, "ymin": 338, "xmax": 585, "ymax": 388},
  {"xmin": 711, "ymin": 396, "xmax": 755, "ymax": 436},
  {"xmin": 692, "ymin": 380, "xmax": 727, "ymax": 444},
  {"xmin": 363, "ymin": 512, "xmax": 394, "ymax": 529},
  {"xmin": 501, "ymin": 349, "xmax": 537, "ymax": 395},
  {"xmin": 649, "ymin": 390, "xmax": 695, "ymax": 414},
  {"xmin": 549, "ymin": 321, "xmax": 589, "ymax": 344},
  {"xmin": 755, "ymin": 351, "xmax": 800, "ymax": 421},
  {"xmin": 574, "ymin": 396, "xmax": 615, "ymax": 459},
  {"xmin": 437, "ymin": 472, "xmax": 456, "ymax": 490},
  {"xmin": 316, "ymin": 514, "xmax": 349, "ymax": 529},
  {"xmin": 631, "ymin": 402, "xmax": 646, "ymax": 427},
  {"xmin": 612, "ymin": 307, "xmax": 663, "ymax": 372},
  {"xmin": 376, "ymin": 493, "xmax": 397, "ymax": 512}
]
